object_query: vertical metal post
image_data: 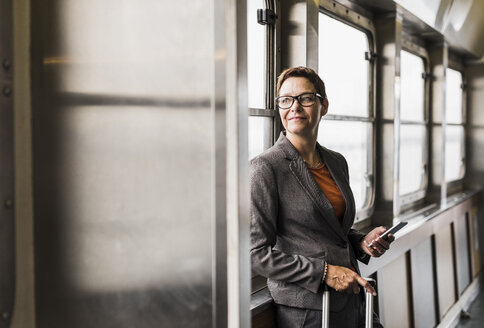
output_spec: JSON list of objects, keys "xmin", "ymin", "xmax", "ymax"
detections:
[
  {"xmin": 365, "ymin": 289, "xmax": 374, "ymax": 327},
  {"xmin": 264, "ymin": 0, "xmax": 275, "ymax": 111},
  {"xmin": 365, "ymin": 278, "xmax": 376, "ymax": 328},
  {"xmin": 392, "ymin": 7, "xmax": 403, "ymax": 219},
  {"xmin": 441, "ymin": 43, "xmax": 449, "ymax": 206},
  {"xmin": 225, "ymin": 0, "xmax": 250, "ymax": 327},
  {"xmin": 321, "ymin": 288, "xmax": 330, "ymax": 328},
  {"xmin": 0, "ymin": 0, "xmax": 15, "ymax": 326}
]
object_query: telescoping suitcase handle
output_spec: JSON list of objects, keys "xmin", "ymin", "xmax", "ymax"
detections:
[{"xmin": 321, "ymin": 278, "xmax": 376, "ymax": 328}]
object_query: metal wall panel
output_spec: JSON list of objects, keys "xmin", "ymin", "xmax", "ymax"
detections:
[
  {"xmin": 429, "ymin": 43, "xmax": 447, "ymax": 201},
  {"xmin": 31, "ymin": 1, "xmax": 235, "ymax": 327},
  {"xmin": 0, "ymin": 0, "xmax": 15, "ymax": 325},
  {"xmin": 468, "ymin": 207, "xmax": 481, "ymax": 278},
  {"xmin": 396, "ymin": 0, "xmax": 484, "ymax": 58},
  {"xmin": 12, "ymin": 0, "xmax": 36, "ymax": 326},
  {"xmin": 435, "ymin": 224, "xmax": 456, "ymax": 318},
  {"xmin": 377, "ymin": 254, "xmax": 411, "ymax": 328},
  {"xmin": 454, "ymin": 213, "xmax": 471, "ymax": 295},
  {"xmin": 410, "ymin": 237, "xmax": 437, "ymax": 328},
  {"xmin": 374, "ymin": 13, "xmax": 401, "ymax": 212},
  {"xmin": 465, "ymin": 62, "xmax": 484, "ymax": 275},
  {"xmin": 280, "ymin": 0, "xmax": 319, "ymax": 70}
]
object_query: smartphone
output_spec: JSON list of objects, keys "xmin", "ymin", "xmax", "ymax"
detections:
[{"xmin": 369, "ymin": 221, "xmax": 408, "ymax": 247}]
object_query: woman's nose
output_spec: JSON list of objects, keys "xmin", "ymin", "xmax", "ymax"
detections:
[{"xmin": 290, "ymin": 100, "xmax": 302, "ymax": 112}]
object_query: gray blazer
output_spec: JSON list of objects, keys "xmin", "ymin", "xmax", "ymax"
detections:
[{"xmin": 250, "ymin": 132, "xmax": 370, "ymax": 312}]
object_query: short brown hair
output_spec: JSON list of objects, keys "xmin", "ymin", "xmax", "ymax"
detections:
[{"xmin": 276, "ymin": 66, "xmax": 327, "ymax": 100}]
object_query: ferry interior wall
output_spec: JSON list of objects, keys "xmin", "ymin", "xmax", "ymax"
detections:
[{"xmin": 1, "ymin": 0, "xmax": 484, "ymax": 327}]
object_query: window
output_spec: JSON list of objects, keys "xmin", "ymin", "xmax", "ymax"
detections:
[
  {"xmin": 445, "ymin": 68, "xmax": 465, "ymax": 183},
  {"xmin": 318, "ymin": 13, "xmax": 374, "ymax": 219},
  {"xmin": 247, "ymin": 0, "xmax": 274, "ymax": 160},
  {"xmin": 399, "ymin": 50, "xmax": 428, "ymax": 202}
]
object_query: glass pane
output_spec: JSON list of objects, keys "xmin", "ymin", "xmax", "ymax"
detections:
[
  {"xmin": 319, "ymin": 14, "xmax": 370, "ymax": 117},
  {"xmin": 249, "ymin": 116, "xmax": 272, "ymax": 160},
  {"xmin": 446, "ymin": 68, "xmax": 463, "ymax": 124},
  {"xmin": 400, "ymin": 50, "xmax": 425, "ymax": 122},
  {"xmin": 400, "ymin": 124, "xmax": 426, "ymax": 195},
  {"xmin": 247, "ymin": 0, "xmax": 266, "ymax": 109},
  {"xmin": 445, "ymin": 125, "xmax": 465, "ymax": 182},
  {"xmin": 317, "ymin": 120, "xmax": 372, "ymax": 212}
]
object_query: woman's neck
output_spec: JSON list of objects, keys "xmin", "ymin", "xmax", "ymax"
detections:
[{"xmin": 286, "ymin": 132, "xmax": 319, "ymax": 164}]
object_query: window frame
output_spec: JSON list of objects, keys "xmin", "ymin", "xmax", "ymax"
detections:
[
  {"xmin": 398, "ymin": 37, "xmax": 431, "ymax": 209},
  {"xmin": 445, "ymin": 57, "xmax": 466, "ymax": 194},
  {"xmin": 319, "ymin": 1, "xmax": 377, "ymax": 222},
  {"xmin": 247, "ymin": 0, "xmax": 278, "ymax": 161}
]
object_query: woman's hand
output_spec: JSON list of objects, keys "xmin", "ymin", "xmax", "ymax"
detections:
[
  {"xmin": 325, "ymin": 264, "xmax": 376, "ymax": 296},
  {"xmin": 361, "ymin": 226, "xmax": 395, "ymax": 257}
]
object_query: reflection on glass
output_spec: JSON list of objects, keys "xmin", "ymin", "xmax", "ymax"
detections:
[
  {"xmin": 445, "ymin": 125, "xmax": 465, "ymax": 182},
  {"xmin": 249, "ymin": 116, "xmax": 273, "ymax": 160},
  {"xmin": 318, "ymin": 120, "xmax": 372, "ymax": 212},
  {"xmin": 319, "ymin": 14, "xmax": 369, "ymax": 117},
  {"xmin": 446, "ymin": 68, "xmax": 463, "ymax": 124},
  {"xmin": 400, "ymin": 125, "xmax": 426, "ymax": 195},
  {"xmin": 401, "ymin": 50, "xmax": 425, "ymax": 122},
  {"xmin": 247, "ymin": 0, "xmax": 266, "ymax": 109}
]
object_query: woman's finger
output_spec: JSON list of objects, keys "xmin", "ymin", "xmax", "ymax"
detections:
[
  {"xmin": 356, "ymin": 275, "xmax": 376, "ymax": 296},
  {"xmin": 373, "ymin": 237, "xmax": 391, "ymax": 250},
  {"xmin": 367, "ymin": 242, "xmax": 383, "ymax": 255},
  {"xmin": 386, "ymin": 234, "xmax": 395, "ymax": 243}
]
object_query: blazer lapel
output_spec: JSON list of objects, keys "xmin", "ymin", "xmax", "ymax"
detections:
[
  {"xmin": 319, "ymin": 145, "xmax": 355, "ymax": 234},
  {"xmin": 276, "ymin": 134, "xmax": 346, "ymax": 241}
]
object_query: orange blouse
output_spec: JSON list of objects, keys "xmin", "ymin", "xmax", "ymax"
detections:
[{"xmin": 309, "ymin": 163, "xmax": 346, "ymax": 224}]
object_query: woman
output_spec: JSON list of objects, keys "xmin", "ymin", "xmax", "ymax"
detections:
[{"xmin": 250, "ymin": 66, "xmax": 394, "ymax": 327}]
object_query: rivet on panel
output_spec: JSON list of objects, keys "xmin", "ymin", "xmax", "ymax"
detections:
[
  {"xmin": 3, "ymin": 86, "xmax": 11, "ymax": 97},
  {"xmin": 4, "ymin": 199, "xmax": 12, "ymax": 208},
  {"xmin": 2, "ymin": 59, "xmax": 11, "ymax": 70}
]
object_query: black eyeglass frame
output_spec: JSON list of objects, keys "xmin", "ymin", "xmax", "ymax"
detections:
[{"xmin": 275, "ymin": 92, "xmax": 324, "ymax": 110}]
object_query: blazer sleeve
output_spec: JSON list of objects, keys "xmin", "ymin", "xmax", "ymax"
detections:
[
  {"xmin": 338, "ymin": 152, "xmax": 371, "ymax": 264},
  {"xmin": 250, "ymin": 157, "xmax": 324, "ymax": 294},
  {"xmin": 348, "ymin": 229, "xmax": 370, "ymax": 264}
]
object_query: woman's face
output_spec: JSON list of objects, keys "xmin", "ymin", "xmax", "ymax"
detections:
[{"xmin": 278, "ymin": 77, "xmax": 328, "ymax": 140}]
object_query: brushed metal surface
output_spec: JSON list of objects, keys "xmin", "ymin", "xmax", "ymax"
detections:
[
  {"xmin": 454, "ymin": 213, "xmax": 471, "ymax": 295},
  {"xmin": 31, "ymin": 1, "xmax": 221, "ymax": 327},
  {"xmin": 410, "ymin": 237, "xmax": 437, "ymax": 328},
  {"xmin": 377, "ymin": 254, "xmax": 411, "ymax": 328},
  {"xmin": 395, "ymin": 0, "xmax": 484, "ymax": 58},
  {"xmin": 375, "ymin": 13, "xmax": 401, "ymax": 207},
  {"xmin": 429, "ymin": 43, "xmax": 448, "ymax": 203},
  {"xmin": 467, "ymin": 207, "xmax": 481, "ymax": 278},
  {"xmin": 280, "ymin": 0, "xmax": 319, "ymax": 70},
  {"xmin": 435, "ymin": 224, "xmax": 456, "ymax": 318},
  {"xmin": 465, "ymin": 61, "xmax": 484, "ymax": 280},
  {"xmin": 0, "ymin": 0, "xmax": 15, "ymax": 325}
]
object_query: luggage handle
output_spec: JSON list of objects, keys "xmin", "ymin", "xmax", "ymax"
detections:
[{"xmin": 322, "ymin": 278, "xmax": 376, "ymax": 328}]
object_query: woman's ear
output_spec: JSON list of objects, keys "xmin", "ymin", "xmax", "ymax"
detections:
[{"xmin": 321, "ymin": 98, "xmax": 329, "ymax": 117}]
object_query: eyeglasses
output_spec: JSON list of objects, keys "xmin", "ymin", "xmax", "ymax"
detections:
[{"xmin": 275, "ymin": 93, "xmax": 323, "ymax": 109}]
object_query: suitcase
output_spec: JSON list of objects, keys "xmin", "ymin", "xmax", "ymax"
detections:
[{"xmin": 321, "ymin": 278, "xmax": 376, "ymax": 328}]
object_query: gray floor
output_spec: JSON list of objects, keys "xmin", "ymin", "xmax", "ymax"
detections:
[{"xmin": 456, "ymin": 287, "xmax": 484, "ymax": 328}]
